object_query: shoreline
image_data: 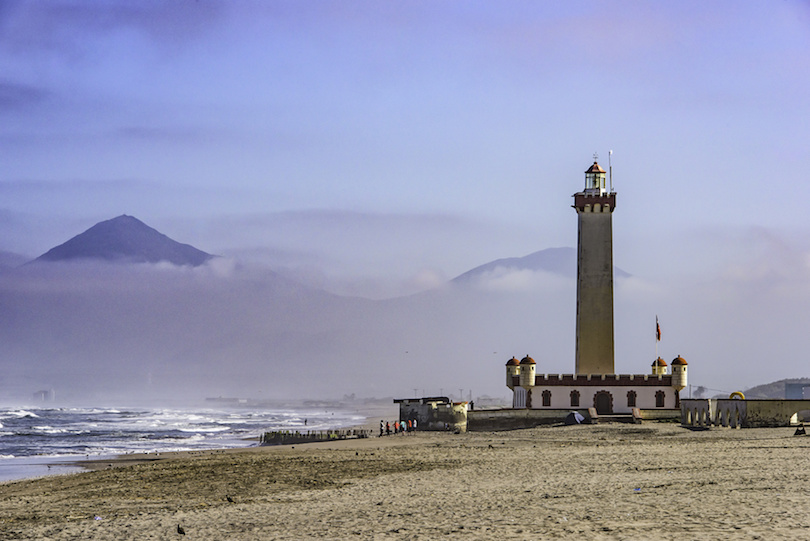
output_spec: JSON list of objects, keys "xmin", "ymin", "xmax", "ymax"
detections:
[
  {"xmin": 2, "ymin": 423, "xmax": 810, "ymax": 539},
  {"xmin": 74, "ymin": 401, "xmax": 401, "ymax": 473},
  {"xmin": 0, "ymin": 401, "xmax": 400, "ymax": 484}
]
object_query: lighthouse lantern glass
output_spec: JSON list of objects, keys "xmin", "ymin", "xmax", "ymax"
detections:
[{"xmin": 585, "ymin": 170, "xmax": 606, "ymax": 195}]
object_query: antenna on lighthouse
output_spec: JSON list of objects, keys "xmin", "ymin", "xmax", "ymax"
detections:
[{"xmin": 608, "ymin": 150, "xmax": 613, "ymax": 193}]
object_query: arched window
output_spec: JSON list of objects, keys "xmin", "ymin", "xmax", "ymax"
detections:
[
  {"xmin": 655, "ymin": 390, "xmax": 666, "ymax": 408},
  {"xmin": 627, "ymin": 390, "xmax": 637, "ymax": 408},
  {"xmin": 542, "ymin": 389, "xmax": 552, "ymax": 407},
  {"xmin": 570, "ymin": 390, "xmax": 580, "ymax": 407}
]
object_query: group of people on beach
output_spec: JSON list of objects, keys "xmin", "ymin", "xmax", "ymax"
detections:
[{"xmin": 380, "ymin": 419, "xmax": 416, "ymax": 436}]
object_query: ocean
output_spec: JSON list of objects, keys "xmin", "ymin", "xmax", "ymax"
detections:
[{"xmin": 0, "ymin": 404, "xmax": 368, "ymax": 483}]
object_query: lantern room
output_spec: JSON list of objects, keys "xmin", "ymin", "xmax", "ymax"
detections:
[{"xmin": 584, "ymin": 157, "xmax": 607, "ymax": 195}]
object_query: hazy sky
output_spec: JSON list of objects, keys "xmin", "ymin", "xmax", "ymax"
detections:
[
  {"xmin": 2, "ymin": 1, "xmax": 808, "ymax": 289},
  {"xmin": 1, "ymin": 1, "xmax": 810, "ymax": 397}
]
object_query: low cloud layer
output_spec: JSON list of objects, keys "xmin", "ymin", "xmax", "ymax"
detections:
[{"xmin": 2, "ymin": 225, "xmax": 808, "ymax": 406}]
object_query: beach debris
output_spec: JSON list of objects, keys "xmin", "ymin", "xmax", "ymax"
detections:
[
  {"xmin": 564, "ymin": 411, "xmax": 584, "ymax": 425},
  {"xmin": 93, "ymin": 515, "xmax": 102, "ymax": 521},
  {"xmin": 177, "ymin": 524, "xmax": 186, "ymax": 535},
  {"xmin": 261, "ymin": 428, "xmax": 371, "ymax": 445},
  {"xmin": 226, "ymin": 495, "xmax": 235, "ymax": 503},
  {"xmin": 633, "ymin": 488, "xmax": 641, "ymax": 493}
]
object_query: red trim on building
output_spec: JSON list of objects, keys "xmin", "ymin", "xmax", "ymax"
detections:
[
  {"xmin": 532, "ymin": 374, "xmax": 673, "ymax": 386},
  {"xmin": 513, "ymin": 374, "xmax": 674, "ymax": 389}
]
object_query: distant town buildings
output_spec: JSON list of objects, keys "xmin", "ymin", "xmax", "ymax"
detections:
[{"xmin": 32, "ymin": 388, "xmax": 56, "ymax": 402}]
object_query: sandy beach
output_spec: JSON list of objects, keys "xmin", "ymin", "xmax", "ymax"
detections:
[{"xmin": 2, "ymin": 422, "xmax": 810, "ymax": 540}]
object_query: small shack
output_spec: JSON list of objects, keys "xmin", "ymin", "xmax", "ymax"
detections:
[{"xmin": 394, "ymin": 397, "xmax": 468, "ymax": 431}]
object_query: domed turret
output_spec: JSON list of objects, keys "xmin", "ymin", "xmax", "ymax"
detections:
[
  {"xmin": 505, "ymin": 357, "xmax": 520, "ymax": 389},
  {"xmin": 671, "ymin": 355, "xmax": 688, "ymax": 391},
  {"xmin": 651, "ymin": 357, "xmax": 667, "ymax": 376},
  {"xmin": 518, "ymin": 355, "xmax": 536, "ymax": 391}
]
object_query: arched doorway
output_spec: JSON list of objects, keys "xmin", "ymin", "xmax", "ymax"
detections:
[{"xmin": 594, "ymin": 391, "xmax": 613, "ymax": 415}]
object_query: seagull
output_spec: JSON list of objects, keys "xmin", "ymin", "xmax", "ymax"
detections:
[{"xmin": 177, "ymin": 524, "xmax": 185, "ymax": 535}]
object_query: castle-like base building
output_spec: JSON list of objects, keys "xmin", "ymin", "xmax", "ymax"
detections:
[{"xmin": 506, "ymin": 355, "xmax": 687, "ymax": 414}]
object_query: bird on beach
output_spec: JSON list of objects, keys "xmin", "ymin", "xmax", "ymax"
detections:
[{"xmin": 177, "ymin": 524, "xmax": 185, "ymax": 535}]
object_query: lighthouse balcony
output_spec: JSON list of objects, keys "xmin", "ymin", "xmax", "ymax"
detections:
[{"xmin": 573, "ymin": 192, "xmax": 616, "ymax": 211}]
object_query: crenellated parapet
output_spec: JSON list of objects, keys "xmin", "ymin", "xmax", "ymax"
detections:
[
  {"xmin": 572, "ymin": 192, "xmax": 616, "ymax": 213},
  {"xmin": 532, "ymin": 373, "xmax": 673, "ymax": 386}
]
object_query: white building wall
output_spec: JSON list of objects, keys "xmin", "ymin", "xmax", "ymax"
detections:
[{"xmin": 512, "ymin": 382, "xmax": 678, "ymax": 412}]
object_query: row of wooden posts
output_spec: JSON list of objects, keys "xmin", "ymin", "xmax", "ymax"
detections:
[{"xmin": 260, "ymin": 428, "xmax": 372, "ymax": 445}]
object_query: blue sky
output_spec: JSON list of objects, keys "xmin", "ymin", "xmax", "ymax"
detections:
[
  {"xmin": 3, "ymin": 1, "xmax": 810, "ymax": 289},
  {"xmin": 2, "ymin": 1, "xmax": 810, "ymax": 395}
]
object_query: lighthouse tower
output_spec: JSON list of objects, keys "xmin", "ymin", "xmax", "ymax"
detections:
[{"xmin": 573, "ymin": 156, "xmax": 616, "ymax": 375}]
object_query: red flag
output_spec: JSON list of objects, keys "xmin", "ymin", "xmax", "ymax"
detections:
[{"xmin": 656, "ymin": 316, "xmax": 661, "ymax": 342}]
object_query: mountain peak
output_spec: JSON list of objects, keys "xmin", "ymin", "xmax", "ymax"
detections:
[
  {"xmin": 33, "ymin": 215, "xmax": 214, "ymax": 267},
  {"xmin": 452, "ymin": 247, "xmax": 576, "ymax": 283},
  {"xmin": 452, "ymin": 247, "xmax": 630, "ymax": 284}
]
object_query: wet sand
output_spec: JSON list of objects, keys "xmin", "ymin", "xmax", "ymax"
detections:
[{"xmin": 2, "ymin": 423, "xmax": 810, "ymax": 540}]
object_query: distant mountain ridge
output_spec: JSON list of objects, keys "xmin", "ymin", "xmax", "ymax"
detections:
[
  {"xmin": 743, "ymin": 378, "xmax": 810, "ymax": 399},
  {"xmin": 451, "ymin": 247, "xmax": 630, "ymax": 283},
  {"xmin": 2, "ymin": 218, "xmax": 804, "ymax": 402},
  {"xmin": 33, "ymin": 215, "xmax": 214, "ymax": 267}
]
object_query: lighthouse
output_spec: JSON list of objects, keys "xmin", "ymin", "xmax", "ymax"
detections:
[
  {"xmin": 504, "ymin": 156, "xmax": 690, "ymax": 415},
  {"xmin": 572, "ymin": 155, "xmax": 616, "ymax": 375}
]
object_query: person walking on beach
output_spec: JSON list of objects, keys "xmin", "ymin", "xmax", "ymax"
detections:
[
  {"xmin": 385, "ymin": 421, "xmax": 391, "ymax": 436},
  {"xmin": 379, "ymin": 420, "xmax": 384, "ymax": 437}
]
